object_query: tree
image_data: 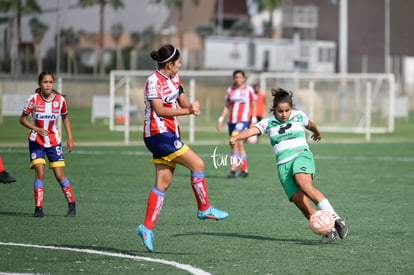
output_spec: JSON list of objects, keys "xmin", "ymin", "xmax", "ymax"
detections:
[
  {"xmin": 60, "ymin": 28, "xmax": 80, "ymax": 75},
  {"xmin": 195, "ymin": 22, "xmax": 214, "ymax": 68},
  {"xmin": 229, "ymin": 17, "xmax": 254, "ymax": 37},
  {"xmin": 255, "ymin": 0, "xmax": 282, "ymax": 38},
  {"xmin": 110, "ymin": 22, "xmax": 124, "ymax": 69},
  {"xmin": 140, "ymin": 26, "xmax": 155, "ymax": 49},
  {"xmin": 0, "ymin": 0, "xmax": 41, "ymax": 76},
  {"xmin": 29, "ymin": 17, "xmax": 48, "ymax": 73},
  {"xmin": 129, "ymin": 31, "xmax": 141, "ymax": 70},
  {"xmin": 79, "ymin": 0, "xmax": 124, "ymax": 76},
  {"xmin": 163, "ymin": 0, "xmax": 199, "ymax": 49},
  {"xmin": 196, "ymin": 22, "xmax": 214, "ymax": 42}
]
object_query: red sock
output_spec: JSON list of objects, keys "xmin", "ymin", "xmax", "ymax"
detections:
[
  {"xmin": 0, "ymin": 155, "xmax": 4, "ymax": 172},
  {"xmin": 34, "ymin": 188, "xmax": 44, "ymax": 207},
  {"xmin": 240, "ymin": 155, "xmax": 248, "ymax": 171},
  {"xmin": 191, "ymin": 172, "xmax": 210, "ymax": 211},
  {"xmin": 230, "ymin": 154, "xmax": 239, "ymax": 172},
  {"xmin": 143, "ymin": 187, "xmax": 165, "ymax": 230},
  {"xmin": 62, "ymin": 185, "xmax": 75, "ymax": 203}
]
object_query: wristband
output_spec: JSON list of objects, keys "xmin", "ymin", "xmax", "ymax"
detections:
[
  {"xmin": 218, "ymin": 116, "xmax": 224, "ymax": 123},
  {"xmin": 251, "ymin": 117, "xmax": 258, "ymax": 123}
]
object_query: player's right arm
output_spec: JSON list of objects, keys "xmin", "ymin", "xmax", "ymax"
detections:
[
  {"xmin": 19, "ymin": 112, "xmax": 49, "ymax": 137},
  {"xmin": 229, "ymin": 127, "xmax": 260, "ymax": 146},
  {"xmin": 217, "ymin": 101, "xmax": 230, "ymax": 131}
]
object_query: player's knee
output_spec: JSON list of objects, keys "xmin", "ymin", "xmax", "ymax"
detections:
[{"xmin": 192, "ymin": 162, "xmax": 204, "ymax": 172}]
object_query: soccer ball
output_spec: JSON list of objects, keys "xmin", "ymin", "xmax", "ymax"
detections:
[
  {"xmin": 247, "ymin": 135, "xmax": 258, "ymax": 144},
  {"xmin": 309, "ymin": 210, "xmax": 335, "ymax": 235}
]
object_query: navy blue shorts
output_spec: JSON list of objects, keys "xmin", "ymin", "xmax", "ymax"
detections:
[
  {"xmin": 29, "ymin": 141, "xmax": 65, "ymax": 169},
  {"xmin": 228, "ymin": 121, "xmax": 249, "ymax": 136},
  {"xmin": 144, "ymin": 133, "xmax": 189, "ymax": 168}
]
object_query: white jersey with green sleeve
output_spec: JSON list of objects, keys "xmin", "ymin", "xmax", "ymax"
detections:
[{"xmin": 255, "ymin": 110, "xmax": 310, "ymax": 165}]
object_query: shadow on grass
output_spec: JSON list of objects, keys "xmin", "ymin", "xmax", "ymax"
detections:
[
  {"xmin": 0, "ymin": 210, "xmax": 64, "ymax": 218},
  {"xmin": 0, "ymin": 211, "xmax": 34, "ymax": 217},
  {"xmin": 173, "ymin": 231, "xmax": 321, "ymax": 245},
  {"xmin": 52, "ymin": 244, "xmax": 195, "ymax": 256}
]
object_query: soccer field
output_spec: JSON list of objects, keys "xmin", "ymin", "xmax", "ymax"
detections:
[{"xmin": 0, "ymin": 142, "xmax": 413, "ymax": 274}]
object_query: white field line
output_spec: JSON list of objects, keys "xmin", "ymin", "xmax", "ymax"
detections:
[{"xmin": 0, "ymin": 242, "xmax": 211, "ymax": 275}]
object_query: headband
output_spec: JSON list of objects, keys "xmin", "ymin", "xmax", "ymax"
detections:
[{"xmin": 159, "ymin": 47, "xmax": 177, "ymax": 63}]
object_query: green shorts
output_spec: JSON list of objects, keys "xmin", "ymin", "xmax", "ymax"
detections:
[{"xmin": 277, "ymin": 150, "xmax": 315, "ymax": 200}]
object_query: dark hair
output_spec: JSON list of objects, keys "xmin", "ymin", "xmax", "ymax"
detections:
[
  {"xmin": 36, "ymin": 71, "xmax": 65, "ymax": 97},
  {"xmin": 270, "ymin": 88, "xmax": 293, "ymax": 112},
  {"xmin": 233, "ymin": 70, "xmax": 245, "ymax": 78},
  {"xmin": 38, "ymin": 71, "xmax": 55, "ymax": 83},
  {"xmin": 150, "ymin": 44, "xmax": 180, "ymax": 68}
]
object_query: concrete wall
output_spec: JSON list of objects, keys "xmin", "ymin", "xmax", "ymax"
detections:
[{"xmin": 0, "ymin": 76, "xmax": 110, "ymax": 108}]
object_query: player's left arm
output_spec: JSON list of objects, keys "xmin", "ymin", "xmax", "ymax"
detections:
[
  {"xmin": 177, "ymin": 94, "xmax": 200, "ymax": 116},
  {"xmin": 62, "ymin": 115, "xmax": 74, "ymax": 152},
  {"xmin": 305, "ymin": 120, "xmax": 321, "ymax": 143}
]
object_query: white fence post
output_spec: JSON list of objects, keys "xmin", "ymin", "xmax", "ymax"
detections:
[
  {"xmin": 109, "ymin": 71, "xmax": 115, "ymax": 131},
  {"xmin": 189, "ymin": 78, "xmax": 195, "ymax": 144},
  {"xmin": 365, "ymin": 81, "xmax": 372, "ymax": 142},
  {"xmin": 124, "ymin": 77, "xmax": 130, "ymax": 145}
]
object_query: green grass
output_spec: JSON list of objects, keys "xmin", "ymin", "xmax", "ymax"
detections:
[{"xmin": 1, "ymin": 143, "xmax": 413, "ymax": 274}]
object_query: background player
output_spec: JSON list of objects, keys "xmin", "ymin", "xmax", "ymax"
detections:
[
  {"xmin": 247, "ymin": 83, "xmax": 266, "ymax": 144},
  {"xmin": 19, "ymin": 72, "xmax": 76, "ymax": 218},
  {"xmin": 217, "ymin": 70, "xmax": 256, "ymax": 178},
  {"xmin": 252, "ymin": 83, "xmax": 266, "ymax": 122}
]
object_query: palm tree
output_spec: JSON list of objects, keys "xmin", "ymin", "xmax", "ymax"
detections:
[
  {"xmin": 29, "ymin": 17, "xmax": 48, "ymax": 73},
  {"xmin": 163, "ymin": 0, "xmax": 199, "ymax": 49},
  {"xmin": 79, "ymin": 0, "xmax": 124, "ymax": 76},
  {"xmin": 195, "ymin": 22, "xmax": 214, "ymax": 68},
  {"xmin": 140, "ymin": 26, "xmax": 155, "ymax": 49},
  {"xmin": 0, "ymin": 0, "xmax": 41, "ymax": 76},
  {"xmin": 110, "ymin": 22, "xmax": 124, "ymax": 70},
  {"xmin": 255, "ymin": 0, "xmax": 282, "ymax": 38},
  {"xmin": 129, "ymin": 31, "xmax": 141, "ymax": 70},
  {"xmin": 60, "ymin": 28, "xmax": 80, "ymax": 75}
]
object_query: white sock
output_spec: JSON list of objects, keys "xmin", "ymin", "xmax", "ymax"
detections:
[{"xmin": 317, "ymin": 198, "xmax": 340, "ymax": 221}]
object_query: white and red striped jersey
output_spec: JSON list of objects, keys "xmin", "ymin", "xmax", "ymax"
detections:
[
  {"xmin": 143, "ymin": 70, "xmax": 184, "ymax": 137},
  {"xmin": 225, "ymin": 85, "xmax": 256, "ymax": 123},
  {"xmin": 22, "ymin": 91, "xmax": 67, "ymax": 147}
]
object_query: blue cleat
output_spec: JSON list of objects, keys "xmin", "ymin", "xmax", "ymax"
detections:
[
  {"xmin": 137, "ymin": 224, "xmax": 154, "ymax": 252},
  {"xmin": 197, "ymin": 206, "xmax": 229, "ymax": 221}
]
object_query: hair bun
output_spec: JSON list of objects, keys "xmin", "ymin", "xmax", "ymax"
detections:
[{"xmin": 150, "ymin": 51, "xmax": 159, "ymax": 61}]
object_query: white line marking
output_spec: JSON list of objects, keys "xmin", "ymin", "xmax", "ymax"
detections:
[{"xmin": 0, "ymin": 242, "xmax": 211, "ymax": 275}]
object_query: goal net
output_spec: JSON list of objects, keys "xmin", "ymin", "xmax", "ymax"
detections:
[
  {"xmin": 109, "ymin": 70, "xmax": 395, "ymax": 144},
  {"xmin": 258, "ymin": 72, "xmax": 395, "ymax": 140}
]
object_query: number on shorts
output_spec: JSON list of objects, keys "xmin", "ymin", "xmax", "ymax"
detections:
[{"xmin": 56, "ymin": 145, "xmax": 62, "ymax": 156}]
